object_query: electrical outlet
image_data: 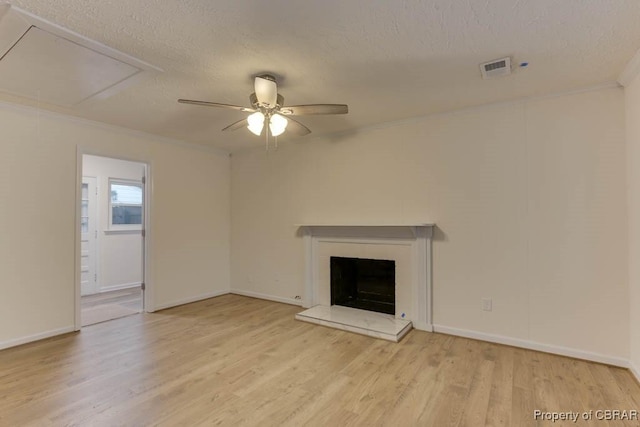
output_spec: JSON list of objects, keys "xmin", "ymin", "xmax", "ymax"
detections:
[{"xmin": 482, "ymin": 298, "xmax": 492, "ymax": 312}]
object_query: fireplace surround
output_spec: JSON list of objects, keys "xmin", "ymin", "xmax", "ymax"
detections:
[{"xmin": 296, "ymin": 224, "xmax": 434, "ymax": 340}]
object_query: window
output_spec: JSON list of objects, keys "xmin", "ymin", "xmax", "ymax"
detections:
[{"xmin": 109, "ymin": 179, "xmax": 143, "ymax": 229}]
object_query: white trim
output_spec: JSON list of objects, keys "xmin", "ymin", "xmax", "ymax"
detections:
[
  {"xmin": 302, "ymin": 227, "xmax": 314, "ymax": 308},
  {"xmin": 433, "ymin": 324, "xmax": 629, "ymax": 368},
  {"xmin": 75, "ymin": 148, "xmax": 83, "ymax": 330},
  {"xmin": 152, "ymin": 290, "xmax": 229, "ymax": 312},
  {"xmin": 142, "ymin": 162, "xmax": 153, "ymax": 312},
  {"xmin": 103, "ymin": 229, "xmax": 142, "ymax": 235},
  {"xmin": 98, "ymin": 282, "xmax": 141, "ymax": 293},
  {"xmin": 630, "ymin": 361, "xmax": 640, "ymax": 384},
  {"xmin": 310, "ymin": 236, "xmax": 416, "ymax": 310},
  {"xmin": 296, "ymin": 223, "xmax": 435, "ymax": 227},
  {"xmin": 231, "ymin": 289, "xmax": 302, "ymax": 306},
  {"xmin": 618, "ymin": 48, "xmax": 640, "ymax": 87},
  {"xmin": 412, "ymin": 321, "xmax": 433, "ymax": 332},
  {"xmin": 0, "ymin": 99, "xmax": 229, "ymax": 157},
  {"xmin": 300, "ymin": 225, "xmax": 434, "ymax": 328},
  {"xmin": 0, "ymin": 326, "xmax": 75, "ymax": 351},
  {"xmin": 232, "ymin": 82, "xmax": 621, "ymax": 154},
  {"xmin": 329, "ymin": 82, "xmax": 620, "ymax": 137}
]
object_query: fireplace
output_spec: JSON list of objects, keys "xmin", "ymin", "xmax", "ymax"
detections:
[
  {"xmin": 331, "ymin": 257, "xmax": 395, "ymax": 315},
  {"xmin": 295, "ymin": 224, "xmax": 434, "ymax": 341}
]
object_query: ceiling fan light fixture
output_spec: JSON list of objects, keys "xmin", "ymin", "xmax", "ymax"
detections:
[
  {"xmin": 247, "ymin": 111, "xmax": 265, "ymax": 135},
  {"xmin": 178, "ymin": 72, "xmax": 347, "ymax": 143},
  {"xmin": 269, "ymin": 114, "xmax": 288, "ymax": 137}
]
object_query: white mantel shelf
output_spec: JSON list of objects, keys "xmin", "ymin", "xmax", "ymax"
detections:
[
  {"xmin": 298, "ymin": 223, "xmax": 435, "ymax": 334},
  {"xmin": 297, "ymin": 224, "xmax": 435, "ymax": 239},
  {"xmin": 296, "ymin": 223, "xmax": 435, "ymax": 227}
]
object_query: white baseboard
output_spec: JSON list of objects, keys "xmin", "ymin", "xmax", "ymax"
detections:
[
  {"xmin": 152, "ymin": 290, "xmax": 229, "ymax": 312},
  {"xmin": 230, "ymin": 289, "xmax": 302, "ymax": 306},
  {"xmin": 99, "ymin": 282, "xmax": 141, "ymax": 293},
  {"xmin": 630, "ymin": 361, "xmax": 640, "ymax": 384},
  {"xmin": 412, "ymin": 321, "xmax": 433, "ymax": 332},
  {"xmin": 0, "ymin": 326, "xmax": 75, "ymax": 351},
  {"xmin": 433, "ymin": 324, "xmax": 629, "ymax": 368}
]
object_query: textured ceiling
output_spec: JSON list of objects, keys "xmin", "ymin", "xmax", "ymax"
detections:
[{"xmin": 3, "ymin": 0, "xmax": 640, "ymax": 151}]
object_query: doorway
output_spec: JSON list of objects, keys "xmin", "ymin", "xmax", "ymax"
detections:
[{"xmin": 77, "ymin": 154, "xmax": 148, "ymax": 327}]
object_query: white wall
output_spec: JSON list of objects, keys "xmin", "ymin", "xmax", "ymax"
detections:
[
  {"xmin": 626, "ymin": 73, "xmax": 640, "ymax": 378},
  {"xmin": 0, "ymin": 103, "xmax": 230, "ymax": 348},
  {"xmin": 231, "ymin": 86, "xmax": 629, "ymax": 362},
  {"xmin": 83, "ymin": 155, "xmax": 144, "ymax": 292}
]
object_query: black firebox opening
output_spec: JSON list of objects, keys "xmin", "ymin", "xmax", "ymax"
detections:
[{"xmin": 330, "ymin": 256, "xmax": 395, "ymax": 315}]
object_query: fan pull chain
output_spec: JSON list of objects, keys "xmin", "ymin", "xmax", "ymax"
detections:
[{"xmin": 263, "ymin": 126, "xmax": 279, "ymax": 152}]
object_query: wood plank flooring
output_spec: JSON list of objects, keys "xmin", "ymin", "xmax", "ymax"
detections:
[
  {"xmin": 81, "ymin": 287, "xmax": 142, "ymax": 311},
  {"xmin": 1, "ymin": 294, "xmax": 639, "ymax": 426},
  {"xmin": 81, "ymin": 287, "xmax": 142, "ymax": 326}
]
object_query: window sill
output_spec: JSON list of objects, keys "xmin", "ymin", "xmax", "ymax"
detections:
[{"xmin": 104, "ymin": 229, "xmax": 142, "ymax": 235}]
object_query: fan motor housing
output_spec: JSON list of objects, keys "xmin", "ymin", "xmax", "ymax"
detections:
[{"xmin": 250, "ymin": 92, "xmax": 284, "ymax": 110}]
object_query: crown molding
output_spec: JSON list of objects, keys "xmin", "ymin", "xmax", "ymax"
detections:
[
  {"xmin": 618, "ymin": 48, "xmax": 640, "ymax": 87},
  {"xmin": 233, "ymin": 81, "xmax": 620, "ymax": 155},
  {"xmin": 0, "ymin": 98, "xmax": 230, "ymax": 157}
]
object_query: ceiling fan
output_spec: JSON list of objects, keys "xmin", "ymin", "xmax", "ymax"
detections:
[{"xmin": 178, "ymin": 74, "xmax": 348, "ymax": 144}]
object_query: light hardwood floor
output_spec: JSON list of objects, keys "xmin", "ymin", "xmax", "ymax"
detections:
[
  {"xmin": 1, "ymin": 294, "xmax": 639, "ymax": 426},
  {"xmin": 81, "ymin": 287, "xmax": 142, "ymax": 311},
  {"xmin": 81, "ymin": 287, "xmax": 142, "ymax": 326}
]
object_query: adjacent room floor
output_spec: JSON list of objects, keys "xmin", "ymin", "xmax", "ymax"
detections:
[
  {"xmin": 1, "ymin": 294, "xmax": 639, "ymax": 426},
  {"xmin": 81, "ymin": 287, "xmax": 142, "ymax": 326}
]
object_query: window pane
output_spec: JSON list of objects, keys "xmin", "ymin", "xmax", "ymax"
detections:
[
  {"xmin": 81, "ymin": 217, "xmax": 88, "ymax": 233},
  {"xmin": 81, "ymin": 200, "xmax": 88, "ymax": 217},
  {"xmin": 112, "ymin": 205, "xmax": 142, "ymax": 225},
  {"xmin": 82, "ymin": 183, "xmax": 88, "ymax": 199},
  {"xmin": 109, "ymin": 180, "xmax": 143, "ymax": 227},
  {"xmin": 111, "ymin": 184, "xmax": 142, "ymax": 205}
]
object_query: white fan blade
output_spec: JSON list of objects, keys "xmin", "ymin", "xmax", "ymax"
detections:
[
  {"xmin": 254, "ymin": 75, "xmax": 277, "ymax": 107},
  {"xmin": 280, "ymin": 104, "xmax": 348, "ymax": 115},
  {"xmin": 286, "ymin": 117, "xmax": 311, "ymax": 136},
  {"xmin": 178, "ymin": 99, "xmax": 255, "ymax": 112},
  {"xmin": 221, "ymin": 118, "xmax": 248, "ymax": 132}
]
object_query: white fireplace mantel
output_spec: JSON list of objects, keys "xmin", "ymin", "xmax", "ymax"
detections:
[{"xmin": 298, "ymin": 223, "xmax": 435, "ymax": 332}]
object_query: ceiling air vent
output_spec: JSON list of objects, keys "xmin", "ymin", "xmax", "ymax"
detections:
[
  {"xmin": 0, "ymin": 4, "xmax": 162, "ymax": 107},
  {"xmin": 480, "ymin": 57, "xmax": 511, "ymax": 80}
]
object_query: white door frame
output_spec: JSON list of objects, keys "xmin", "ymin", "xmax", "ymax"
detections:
[{"xmin": 75, "ymin": 147, "xmax": 154, "ymax": 331}]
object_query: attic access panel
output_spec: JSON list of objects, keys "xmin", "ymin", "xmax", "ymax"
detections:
[
  {"xmin": 0, "ymin": 26, "xmax": 141, "ymax": 106},
  {"xmin": 0, "ymin": 4, "xmax": 161, "ymax": 107}
]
